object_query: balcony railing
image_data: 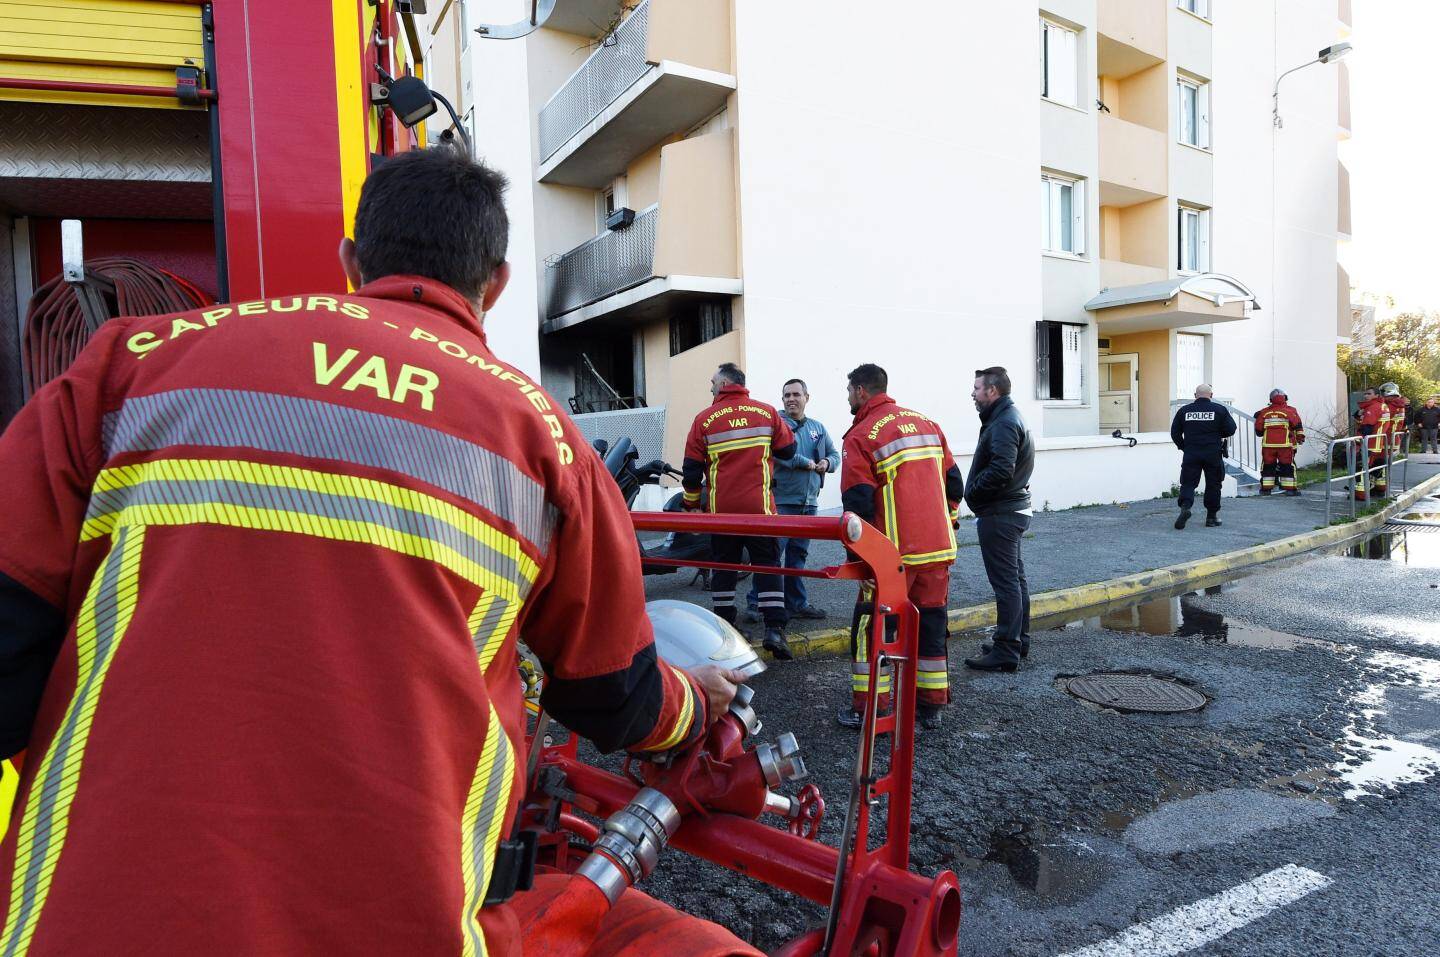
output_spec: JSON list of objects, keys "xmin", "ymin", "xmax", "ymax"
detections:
[
  {"xmin": 538, "ymin": 1, "xmax": 653, "ymax": 162},
  {"xmin": 546, "ymin": 204, "xmax": 659, "ymax": 319}
]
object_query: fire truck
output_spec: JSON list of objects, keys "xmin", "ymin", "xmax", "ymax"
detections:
[{"xmin": 0, "ymin": 3, "xmax": 962, "ymax": 952}]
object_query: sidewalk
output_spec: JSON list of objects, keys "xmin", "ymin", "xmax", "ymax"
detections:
[{"xmin": 640, "ymin": 457, "xmax": 1440, "ymax": 648}]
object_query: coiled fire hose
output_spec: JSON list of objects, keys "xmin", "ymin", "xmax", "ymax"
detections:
[{"xmin": 23, "ymin": 257, "xmax": 212, "ymax": 393}]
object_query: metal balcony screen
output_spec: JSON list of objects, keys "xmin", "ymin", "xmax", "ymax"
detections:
[
  {"xmin": 546, "ymin": 204, "xmax": 658, "ymax": 319},
  {"xmin": 538, "ymin": 1, "xmax": 654, "ymax": 161}
]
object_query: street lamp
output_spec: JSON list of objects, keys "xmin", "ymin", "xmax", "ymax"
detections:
[{"xmin": 1273, "ymin": 43, "xmax": 1352, "ymax": 128}]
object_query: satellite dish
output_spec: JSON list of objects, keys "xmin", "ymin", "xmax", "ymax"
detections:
[{"xmin": 473, "ymin": 0, "xmax": 557, "ymax": 40}]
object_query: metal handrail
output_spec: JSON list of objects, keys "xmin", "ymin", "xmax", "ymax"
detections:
[
  {"xmin": 537, "ymin": 0, "xmax": 653, "ymax": 161},
  {"xmin": 1169, "ymin": 398, "xmax": 1261, "ymax": 483},
  {"xmin": 545, "ymin": 204, "xmax": 659, "ymax": 318},
  {"xmin": 1323, "ymin": 432, "xmax": 1410, "ymax": 524}
]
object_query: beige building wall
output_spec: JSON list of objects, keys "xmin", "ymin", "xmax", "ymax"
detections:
[
  {"xmin": 1097, "ymin": 0, "xmax": 1166, "ymax": 62},
  {"xmin": 652, "ymin": 129, "xmax": 739, "ymax": 278},
  {"xmin": 1107, "ymin": 329, "xmax": 1171, "ymax": 432},
  {"xmin": 626, "ymin": 142, "xmax": 666, "ymax": 210},
  {"xmin": 661, "ymin": 329, "xmax": 742, "ymax": 464},
  {"xmin": 1116, "ymin": 197, "xmax": 1168, "ymax": 267},
  {"xmin": 646, "ymin": 0, "xmax": 732, "ymax": 74}
]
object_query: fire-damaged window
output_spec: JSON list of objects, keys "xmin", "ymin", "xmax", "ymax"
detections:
[
  {"xmin": 1035, "ymin": 320, "xmax": 1086, "ymax": 403},
  {"xmin": 669, "ymin": 300, "xmax": 732, "ymax": 356}
]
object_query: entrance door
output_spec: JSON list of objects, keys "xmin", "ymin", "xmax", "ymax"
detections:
[{"xmin": 1099, "ymin": 353, "xmax": 1139, "ymax": 434}]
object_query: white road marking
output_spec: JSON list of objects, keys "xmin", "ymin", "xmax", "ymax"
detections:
[{"xmin": 1058, "ymin": 864, "xmax": 1333, "ymax": 957}]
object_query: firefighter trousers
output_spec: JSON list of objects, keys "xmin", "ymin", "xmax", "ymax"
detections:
[
  {"xmin": 709, "ymin": 535, "xmax": 788, "ymax": 628},
  {"xmin": 849, "ymin": 562, "xmax": 951, "ymax": 712},
  {"xmin": 1260, "ymin": 447, "xmax": 1296, "ymax": 492}
]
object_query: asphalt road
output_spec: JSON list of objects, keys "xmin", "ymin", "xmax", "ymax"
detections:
[{"xmin": 625, "ymin": 496, "xmax": 1440, "ymax": 955}]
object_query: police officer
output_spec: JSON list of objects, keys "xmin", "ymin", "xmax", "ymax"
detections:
[{"xmin": 1169, "ymin": 383, "xmax": 1237, "ymax": 529}]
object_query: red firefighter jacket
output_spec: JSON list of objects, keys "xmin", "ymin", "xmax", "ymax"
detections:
[
  {"xmin": 840, "ymin": 393, "xmax": 964, "ymax": 567},
  {"xmin": 1385, "ymin": 396, "xmax": 1409, "ymax": 442},
  {"xmin": 1357, "ymin": 396, "xmax": 1389, "ymax": 453},
  {"xmin": 1254, "ymin": 402, "xmax": 1305, "ymax": 448},
  {"xmin": 681, "ymin": 384, "xmax": 796, "ymax": 514},
  {"xmin": 0, "ymin": 276, "xmax": 704, "ymax": 956}
]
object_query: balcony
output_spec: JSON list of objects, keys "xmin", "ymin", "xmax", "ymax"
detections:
[
  {"xmin": 1338, "ymin": 161, "xmax": 1351, "ymax": 239},
  {"xmin": 1337, "ymin": 61, "xmax": 1351, "ymax": 139},
  {"xmin": 1097, "ymin": 0, "xmax": 1165, "ymax": 78},
  {"xmin": 1099, "ymin": 113, "xmax": 1167, "ymax": 205},
  {"xmin": 537, "ymin": 0, "xmax": 735, "ymax": 188},
  {"xmin": 1339, "ymin": 0, "xmax": 1352, "ymax": 35},
  {"xmin": 543, "ymin": 130, "xmax": 740, "ymax": 333}
]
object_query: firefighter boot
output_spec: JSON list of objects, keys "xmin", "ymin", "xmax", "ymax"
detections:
[
  {"xmin": 917, "ymin": 705, "xmax": 943, "ymax": 731},
  {"xmin": 836, "ymin": 706, "xmax": 862, "ymax": 730},
  {"xmin": 763, "ymin": 627, "xmax": 793, "ymax": 661}
]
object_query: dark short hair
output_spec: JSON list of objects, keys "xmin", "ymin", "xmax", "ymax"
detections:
[
  {"xmin": 353, "ymin": 148, "xmax": 509, "ymax": 301},
  {"xmin": 847, "ymin": 364, "xmax": 887, "ymax": 395},
  {"xmin": 974, "ymin": 366, "xmax": 1011, "ymax": 396},
  {"xmin": 716, "ymin": 362, "xmax": 746, "ymax": 386},
  {"xmin": 782, "ymin": 378, "xmax": 808, "ymax": 393},
  {"xmin": 1363, "ymin": 387, "xmax": 1376, "ymax": 395}
]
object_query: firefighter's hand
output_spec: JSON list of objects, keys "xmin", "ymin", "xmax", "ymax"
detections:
[{"xmin": 688, "ymin": 664, "xmax": 750, "ymax": 722}]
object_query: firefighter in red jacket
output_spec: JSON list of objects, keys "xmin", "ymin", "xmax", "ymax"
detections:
[
  {"xmin": 1354, "ymin": 386, "xmax": 1389, "ymax": 500},
  {"xmin": 0, "ymin": 149, "xmax": 751, "ymax": 956},
  {"xmin": 836, "ymin": 364, "xmax": 964, "ymax": 732},
  {"xmin": 1383, "ymin": 382, "xmax": 1410, "ymax": 463},
  {"xmin": 682, "ymin": 364, "xmax": 798, "ymax": 660},
  {"xmin": 1254, "ymin": 388, "xmax": 1305, "ymax": 496}
]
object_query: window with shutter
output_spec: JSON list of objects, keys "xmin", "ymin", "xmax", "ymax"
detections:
[{"xmin": 1035, "ymin": 322, "xmax": 1052, "ymax": 400}]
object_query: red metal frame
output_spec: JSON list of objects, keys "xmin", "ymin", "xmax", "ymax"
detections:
[
  {"xmin": 0, "ymin": 77, "xmax": 216, "ymax": 101},
  {"xmin": 527, "ymin": 512, "xmax": 961, "ymax": 956}
]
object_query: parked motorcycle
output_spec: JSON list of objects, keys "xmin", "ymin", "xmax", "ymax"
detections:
[{"xmin": 593, "ymin": 438, "xmax": 722, "ymax": 584}]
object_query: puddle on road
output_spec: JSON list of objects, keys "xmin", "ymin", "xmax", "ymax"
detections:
[{"xmin": 955, "ymin": 822, "xmax": 1113, "ymax": 905}]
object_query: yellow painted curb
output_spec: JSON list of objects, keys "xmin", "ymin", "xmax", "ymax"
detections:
[{"xmin": 783, "ymin": 472, "xmax": 1440, "ymax": 660}]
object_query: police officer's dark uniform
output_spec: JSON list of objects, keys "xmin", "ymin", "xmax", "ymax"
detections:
[{"xmin": 1169, "ymin": 394, "xmax": 1237, "ymax": 529}]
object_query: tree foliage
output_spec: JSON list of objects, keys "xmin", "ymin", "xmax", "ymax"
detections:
[
  {"xmin": 1374, "ymin": 311, "xmax": 1440, "ymax": 379},
  {"xmin": 1338, "ymin": 346, "xmax": 1440, "ymax": 412}
]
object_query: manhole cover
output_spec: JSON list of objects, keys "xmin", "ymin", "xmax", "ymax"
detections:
[{"xmin": 1063, "ymin": 672, "xmax": 1207, "ymax": 713}]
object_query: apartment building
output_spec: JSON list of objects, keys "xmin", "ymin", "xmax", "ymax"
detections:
[{"xmin": 424, "ymin": 0, "xmax": 1350, "ymax": 510}]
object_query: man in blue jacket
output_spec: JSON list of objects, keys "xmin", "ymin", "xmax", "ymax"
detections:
[{"xmin": 746, "ymin": 378, "xmax": 840, "ymax": 620}]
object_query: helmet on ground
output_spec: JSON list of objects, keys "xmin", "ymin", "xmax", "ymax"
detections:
[
  {"xmin": 647, "ymin": 600, "xmax": 767, "ymax": 678},
  {"xmin": 1269, "ymin": 388, "xmax": 1288, "ymax": 403},
  {"xmin": 1381, "ymin": 382, "xmax": 1400, "ymax": 396}
]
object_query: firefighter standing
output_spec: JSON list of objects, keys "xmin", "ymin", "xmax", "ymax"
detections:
[
  {"xmin": 836, "ymin": 364, "xmax": 964, "ymax": 732},
  {"xmin": 0, "ymin": 149, "xmax": 751, "ymax": 956},
  {"xmin": 1254, "ymin": 388, "xmax": 1305, "ymax": 496},
  {"xmin": 682, "ymin": 363, "xmax": 798, "ymax": 660},
  {"xmin": 1169, "ymin": 384, "xmax": 1237, "ymax": 529},
  {"xmin": 1354, "ymin": 386, "xmax": 1388, "ymax": 500},
  {"xmin": 1383, "ymin": 382, "xmax": 1410, "ymax": 465}
]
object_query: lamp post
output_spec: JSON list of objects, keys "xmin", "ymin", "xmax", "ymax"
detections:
[{"xmin": 1269, "ymin": 41, "xmax": 1352, "ymax": 382}]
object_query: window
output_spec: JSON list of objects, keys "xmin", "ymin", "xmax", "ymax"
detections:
[
  {"xmin": 1177, "ymin": 76, "xmax": 1210, "ymax": 148},
  {"xmin": 670, "ymin": 301, "xmax": 732, "ymax": 356},
  {"xmin": 1035, "ymin": 321, "xmax": 1086, "ymax": 403},
  {"xmin": 1178, "ymin": 0, "xmax": 1209, "ymax": 19},
  {"xmin": 1041, "ymin": 173, "xmax": 1085, "ymax": 255},
  {"xmin": 1177, "ymin": 204, "xmax": 1210, "ymax": 272},
  {"xmin": 1175, "ymin": 333, "xmax": 1207, "ymax": 400},
  {"xmin": 1039, "ymin": 18, "xmax": 1079, "ymax": 106}
]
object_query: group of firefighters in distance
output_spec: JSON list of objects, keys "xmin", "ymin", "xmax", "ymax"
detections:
[{"xmin": 1254, "ymin": 382, "xmax": 1409, "ymax": 501}]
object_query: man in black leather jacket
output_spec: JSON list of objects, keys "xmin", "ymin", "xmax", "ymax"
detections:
[
  {"xmin": 1169, "ymin": 383, "xmax": 1237, "ymax": 529},
  {"xmin": 963, "ymin": 367, "xmax": 1036, "ymax": 672}
]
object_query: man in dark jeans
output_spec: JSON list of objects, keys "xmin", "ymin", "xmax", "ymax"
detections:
[
  {"xmin": 745, "ymin": 378, "xmax": 840, "ymax": 621},
  {"xmin": 1418, "ymin": 397, "xmax": 1440, "ymax": 454},
  {"xmin": 1169, "ymin": 383, "xmax": 1237, "ymax": 529},
  {"xmin": 964, "ymin": 367, "xmax": 1036, "ymax": 672}
]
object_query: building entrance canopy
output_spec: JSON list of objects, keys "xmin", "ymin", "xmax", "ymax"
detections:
[{"xmin": 1084, "ymin": 273, "xmax": 1259, "ymax": 335}]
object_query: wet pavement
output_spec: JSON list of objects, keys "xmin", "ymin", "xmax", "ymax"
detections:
[{"xmin": 625, "ymin": 495, "xmax": 1440, "ymax": 955}]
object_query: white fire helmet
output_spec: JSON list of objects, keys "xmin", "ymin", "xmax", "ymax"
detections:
[
  {"xmin": 646, "ymin": 600, "xmax": 767, "ymax": 678},
  {"xmin": 1381, "ymin": 382, "xmax": 1400, "ymax": 397},
  {"xmin": 1269, "ymin": 388, "xmax": 1287, "ymax": 403}
]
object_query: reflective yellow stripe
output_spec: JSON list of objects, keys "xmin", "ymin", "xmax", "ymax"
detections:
[
  {"xmin": 649, "ymin": 666, "xmax": 699, "ymax": 752},
  {"xmin": 459, "ymin": 705, "xmax": 515, "ymax": 957},
  {"xmin": 331, "ymin": 0, "xmax": 367, "ymax": 287},
  {"xmin": 761, "ymin": 442, "xmax": 773, "ymax": 516},
  {"xmin": 917, "ymin": 672, "xmax": 950, "ymax": 690},
  {"xmin": 0, "ymin": 760, "xmax": 16, "ymax": 844},
  {"xmin": 83, "ymin": 458, "xmax": 538, "ymax": 602},
  {"xmin": 875, "ymin": 445, "xmax": 943, "ymax": 473},
  {"xmin": 706, "ymin": 436, "xmax": 771, "ymax": 455},
  {"xmin": 904, "ymin": 547, "xmax": 957, "ymax": 566},
  {"xmin": 1, "ymin": 526, "xmax": 145, "ymax": 955}
]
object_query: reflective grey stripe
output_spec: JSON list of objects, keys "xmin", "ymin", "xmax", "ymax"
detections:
[
  {"xmin": 84, "ymin": 477, "xmax": 527, "ymax": 589},
  {"xmin": 874, "ymin": 433, "xmax": 942, "ymax": 460},
  {"xmin": 465, "ymin": 724, "xmax": 512, "ymax": 949},
  {"xmin": 6, "ymin": 527, "xmax": 137, "ymax": 956},
  {"xmin": 707, "ymin": 425, "xmax": 772, "ymax": 444},
  {"xmin": 101, "ymin": 388, "xmax": 557, "ymax": 554}
]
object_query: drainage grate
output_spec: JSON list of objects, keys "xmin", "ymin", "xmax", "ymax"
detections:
[
  {"xmin": 1063, "ymin": 672, "xmax": 1208, "ymax": 714},
  {"xmin": 1383, "ymin": 521, "xmax": 1440, "ymax": 533}
]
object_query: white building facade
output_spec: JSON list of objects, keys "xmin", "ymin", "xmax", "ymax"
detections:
[{"xmin": 425, "ymin": 0, "xmax": 1350, "ymax": 510}]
